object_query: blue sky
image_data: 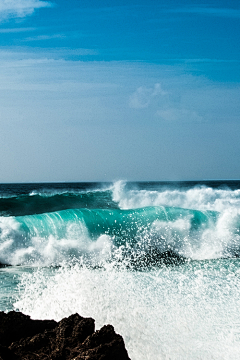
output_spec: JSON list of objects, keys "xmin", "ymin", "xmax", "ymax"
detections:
[{"xmin": 0, "ymin": 0, "xmax": 239, "ymax": 182}]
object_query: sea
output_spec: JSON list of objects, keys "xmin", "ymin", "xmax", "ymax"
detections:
[{"xmin": 1, "ymin": 180, "xmax": 240, "ymax": 360}]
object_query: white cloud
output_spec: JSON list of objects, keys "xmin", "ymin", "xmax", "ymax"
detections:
[
  {"xmin": 0, "ymin": 47, "xmax": 99, "ymax": 61},
  {"xmin": 0, "ymin": 0, "xmax": 53, "ymax": 21},
  {"xmin": 0, "ymin": 26, "xmax": 36, "ymax": 32},
  {"xmin": 129, "ymin": 83, "xmax": 167, "ymax": 109},
  {"xmin": 24, "ymin": 33, "xmax": 66, "ymax": 41},
  {"xmin": 0, "ymin": 50, "xmax": 239, "ymax": 126},
  {"xmin": 177, "ymin": 59, "xmax": 239, "ymax": 64},
  {"xmin": 129, "ymin": 82, "xmax": 203, "ymax": 122}
]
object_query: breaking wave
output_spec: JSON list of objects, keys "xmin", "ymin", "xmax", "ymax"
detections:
[{"xmin": 0, "ymin": 205, "xmax": 240, "ymax": 266}]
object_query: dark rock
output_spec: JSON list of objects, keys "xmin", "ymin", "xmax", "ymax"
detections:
[
  {"xmin": 0, "ymin": 311, "xmax": 57, "ymax": 346},
  {"xmin": 0, "ymin": 311, "xmax": 131, "ymax": 360},
  {"xmin": 0, "ymin": 344, "xmax": 18, "ymax": 360},
  {"xmin": 0, "ymin": 264, "xmax": 10, "ymax": 268},
  {"xmin": 76, "ymin": 324, "xmax": 131, "ymax": 360}
]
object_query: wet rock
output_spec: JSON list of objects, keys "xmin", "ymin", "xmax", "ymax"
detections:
[{"xmin": 0, "ymin": 311, "xmax": 131, "ymax": 360}]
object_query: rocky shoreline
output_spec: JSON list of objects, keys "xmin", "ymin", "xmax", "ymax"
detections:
[{"xmin": 0, "ymin": 311, "xmax": 131, "ymax": 359}]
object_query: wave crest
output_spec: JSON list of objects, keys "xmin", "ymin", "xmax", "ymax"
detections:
[
  {"xmin": 112, "ymin": 180, "xmax": 240, "ymax": 212},
  {"xmin": 0, "ymin": 205, "xmax": 240, "ymax": 266}
]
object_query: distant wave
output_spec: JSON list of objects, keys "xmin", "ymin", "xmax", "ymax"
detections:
[
  {"xmin": 0, "ymin": 190, "xmax": 118, "ymax": 216},
  {"xmin": 112, "ymin": 180, "xmax": 240, "ymax": 212},
  {"xmin": 1, "ymin": 180, "xmax": 240, "ymax": 217}
]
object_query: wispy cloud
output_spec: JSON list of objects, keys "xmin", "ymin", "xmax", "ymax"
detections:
[
  {"xmin": 0, "ymin": 26, "xmax": 36, "ymax": 33},
  {"xmin": 0, "ymin": 0, "xmax": 53, "ymax": 21},
  {"xmin": 0, "ymin": 46, "xmax": 99, "ymax": 61},
  {"xmin": 173, "ymin": 58, "xmax": 239, "ymax": 64},
  {"xmin": 171, "ymin": 6, "xmax": 240, "ymax": 18},
  {"xmin": 129, "ymin": 83, "xmax": 203, "ymax": 122},
  {"xmin": 24, "ymin": 33, "xmax": 66, "ymax": 41},
  {"xmin": 0, "ymin": 52, "xmax": 239, "ymax": 181},
  {"xmin": 129, "ymin": 83, "xmax": 167, "ymax": 109}
]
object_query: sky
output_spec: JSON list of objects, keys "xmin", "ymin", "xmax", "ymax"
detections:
[{"xmin": 0, "ymin": 0, "xmax": 239, "ymax": 182}]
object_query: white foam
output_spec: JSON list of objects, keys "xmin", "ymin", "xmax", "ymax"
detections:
[
  {"xmin": 111, "ymin": 181, "xmax": 240, "ymax": 260},
  {"xmin": 0, "ymin": 216, "xmax": 113, "ymax": 266},
  {"xmin": 14, "ymin": 261, "xmax": 240, "ymax": 360},
  {"xmin": 112, "ymin": 180, "xmax": 240, "ymax": 212},
  {"xmin": 1, "ymin": 204, "xmax": 240, "ymax": 266}
]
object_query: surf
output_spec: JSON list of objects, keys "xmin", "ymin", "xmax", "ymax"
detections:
[
  {"xmin": 1, "ymin": 204, "xmax": 240, "ymax": 267},
  {"xmin": 1, "ymin": 181, "xmax": 240, "ymax": 360}
]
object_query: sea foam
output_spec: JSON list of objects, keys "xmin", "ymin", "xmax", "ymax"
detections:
[{"xmin": 14, "ymin": 260, "xmax": 240, "ymax": 360}]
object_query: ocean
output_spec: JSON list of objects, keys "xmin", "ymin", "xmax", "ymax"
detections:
[{"xmin": 1, "ymin": 180, "xmax": 240, "ymax": 359}]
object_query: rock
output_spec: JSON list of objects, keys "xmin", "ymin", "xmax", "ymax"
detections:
[
  {"xmin": 0, "ymin": 264, "xmax": 10, "ymax": 268},
  {"xmin": 0, "ymin": 311, "xmax": 57, "ymax": 346},
  {"xmin": 76, "ymin": 324, "xmax": 131, "ymax": 360},
  {"xmin": 0, "ymin": 344, "xmax": 18, "ymax": 360},
  {"xmin": 0, "ymin": 311, "xmax": 131, "ymax": 360}
]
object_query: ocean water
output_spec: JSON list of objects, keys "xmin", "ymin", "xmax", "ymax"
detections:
[{"xmin": 1, "ymin": 180, "xmax": 240, "ymax": 359}]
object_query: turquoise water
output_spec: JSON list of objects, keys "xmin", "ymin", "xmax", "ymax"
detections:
[{"xmin": 1, "ymin": 181, "xmax": 240, "ymax": 359}]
